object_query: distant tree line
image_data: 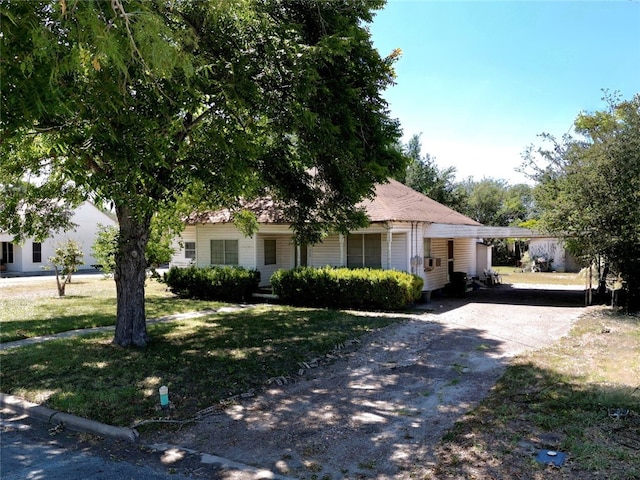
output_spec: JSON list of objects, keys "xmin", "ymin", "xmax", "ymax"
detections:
[
  {"xmin": 397, "ymin": 91, "xmax": 639, "ymax": 311},
  {"xmin": 395, "ymin": 133, "xmax": 537, "ymax": 265}
]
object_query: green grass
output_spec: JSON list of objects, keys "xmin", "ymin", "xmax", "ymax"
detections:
[
  {"xmin": 0, "ymin": 292, "xmax": 401, "ymax": 427},
  {"xmin": 432, "ymin": 308, "xmax": 640, "ymax": 479},
  {"xmin": 0, "ymin": 277, "xmax": 224, "ymax": 343}
]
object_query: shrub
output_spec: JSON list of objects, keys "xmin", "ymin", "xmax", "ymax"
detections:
[
  {"xmin": 163, "ymin": 266, "xmax": 260, "ymax": 302},
  {"xmin": 270, "ymin": 266, "xmax": 423, "ymax": 311}
]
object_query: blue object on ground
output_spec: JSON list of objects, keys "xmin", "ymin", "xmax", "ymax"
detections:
[{"xmin": 535, "ymin": 449, "xmax": 567, "ymax": 466}]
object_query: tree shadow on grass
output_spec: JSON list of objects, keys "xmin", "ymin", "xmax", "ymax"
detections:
[{"xmin": 432, "ymin": 363, "xmax": 640, "ymax": 480}]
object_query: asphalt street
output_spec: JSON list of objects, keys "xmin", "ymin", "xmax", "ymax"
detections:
[{"xmin": 0, "ymin": 407, "xmax": 199, "ymax": 480}]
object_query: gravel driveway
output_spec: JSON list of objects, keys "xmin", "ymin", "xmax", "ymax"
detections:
[{"xmin": 150, "ymin": 283, "xmax": 586, "ymax": 479}]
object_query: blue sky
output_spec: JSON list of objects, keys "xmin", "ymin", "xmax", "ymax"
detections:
[{"xmin": 369, "ymin": 0, "xmax": 640, "ymax": 184}]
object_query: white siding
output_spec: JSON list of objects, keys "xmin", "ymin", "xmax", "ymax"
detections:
[
  {"xmin": 389, "ymin": 232, "xmax": 408, "ymax": 272},
  {"xmin": 529, "ymin": 238, "xmax": 574, "ymax": 272},
  {"xmin": 453, "ymin": 238, "xmax": 477, "ymax": 277},
  {"xmin": 476, "ymin": 243, "xmax": 492, "ymax": 274},
  {"xmin": 170, "ymin": 226, "xmax": 197, "ymax": 268},
  {"xmin": 423, "ymin": 238, "xmax": 449, "ymax": 291},
  {"xmin": 4, "ymin": 201, "xmax": 117, "ymax": 274},
  {"xmin": 256, "ymin": 235, "xmax": 293, "ymax": 286},
  {"xmin": 169, "ymin": 220, "xmax": 486, "ymax": 293},
  {"xmin": 310, "ymin": 234, "xmax": 342, "ymax": 267},
  {"xmin": 193, "ymin": 224, "xmax": 255, "ymax": 269}
]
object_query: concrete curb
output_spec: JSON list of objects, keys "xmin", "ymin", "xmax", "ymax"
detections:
[
  {"xmin": 0, "ymin": 392, "xmax": 139, "ymax": 443},
  {"xmin": 147, "ymin": 443, "xmax": 297, "ymax": 480}
]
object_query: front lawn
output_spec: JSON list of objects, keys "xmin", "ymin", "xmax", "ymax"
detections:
[
  {"xmin": 0, "ymin": 286, "xmax": 401, "ymax": 427},
  {"xmin": 0, "ymin": 276, "xmax": 224, "ymax": 343}
]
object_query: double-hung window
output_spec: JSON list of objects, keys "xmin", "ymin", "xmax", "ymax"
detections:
[
  {"xmin": 210, "ymin": 240, "xmax": 239, "ymax": 265},
  {"xmin": 347, "ymin": 234, "xmax": 381, "ymax": 268},
  {"xmin": 184, "ymin": 241, "xmax": 196, "ymax": 260}
]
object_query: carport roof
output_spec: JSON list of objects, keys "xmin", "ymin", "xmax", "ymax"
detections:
[{"xmin": 424, "ymin": 224, "xmax": 557, "ymax": 239}]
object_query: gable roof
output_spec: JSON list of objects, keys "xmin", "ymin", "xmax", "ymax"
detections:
[{"xmin": 186, "ymin": 178, "xmax": 481, "ymax": 227}]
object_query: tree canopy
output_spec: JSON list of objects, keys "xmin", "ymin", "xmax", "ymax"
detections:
[
  {"xmin": 397, "ymin": 133, "xmax": 466, "ymax": 211},
  {"xmin": 459, "ymin": 178, "xmax": 534, "ymax": 227},
  {"xmin": 523, "ymin": 93, "xmax": 640, "ymax": 311},
  {"xmin": 1, "ymin": 0, "xmax": 405, "ymax": 346}
]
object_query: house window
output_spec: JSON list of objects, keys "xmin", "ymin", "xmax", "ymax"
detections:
[
  {"xmin": 210, "ymin": 239, "xmax": 239, "ymax": 265},
  {"xmin": 347, "ymin": 234, "xmax": 381, "ymax": 268},
  {"xmin": 2, "ymin": 242, "xmax": 13, "ymax": 264},
  {"xmin": 264, "ymin": 239, "xmax": 277, "ymax": 265},
  {"xmin": 32, "ymin": 242, "xmax": 42, "ymax": 263},
  {"xmin": 184, "ymin": 241, "xmax": 196, "ymax": 260},
  {"xmin": 423, "ymin": 238, "xmax": 432, "ymax": 258}
]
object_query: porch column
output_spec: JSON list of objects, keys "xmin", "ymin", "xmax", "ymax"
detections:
[
  {"xmin": 339, "ymin": 234, "xmax": 345, "ymax": 266},
  {"xmin": 386, "ymin": 230, "xmax": 393, "ymax": 270}
]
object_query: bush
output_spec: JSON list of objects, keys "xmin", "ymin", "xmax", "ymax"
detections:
[
  {"xmin": 270, "ymin": 266, "xmax": 423, "ymax": 311},
  {"xmin": 163, "ymin": 266, "xmax": 260, "ymax": 302}
]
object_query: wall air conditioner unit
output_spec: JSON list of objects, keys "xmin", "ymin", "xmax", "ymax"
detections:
[{"xmin": 424, "ymin": 257, "xmax": 435, "ymax": 271}]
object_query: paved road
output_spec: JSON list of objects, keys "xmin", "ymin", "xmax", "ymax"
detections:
[
  {"xmin": 1, "ymin": 406, "xmax": 294, "ymax": 480},
  {"xmin": 0, "ymin": 408, "xmax": 199, "ymax": 480}
]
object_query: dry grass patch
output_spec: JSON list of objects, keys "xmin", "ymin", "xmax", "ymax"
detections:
[
  {"xmin": 429, "ymin": 307, "xmax": 640, "ymax": 480},
  {"xmin": 493, "ymin": 268, "xmax": 585, "ymax": 286}
]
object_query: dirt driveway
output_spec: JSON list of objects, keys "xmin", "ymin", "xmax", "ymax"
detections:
[{"xmin": 150, "ymin": 283, "xmax": 586, "ymax": 479}]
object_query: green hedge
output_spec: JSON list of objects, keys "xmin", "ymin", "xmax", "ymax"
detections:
[
  {"xmin": 270, "ymin": 266, "xmax": 423, "ymax": 310},
  {"xmin": 163, "ymin": 266, "xmax": 260, "ymax": 302}
]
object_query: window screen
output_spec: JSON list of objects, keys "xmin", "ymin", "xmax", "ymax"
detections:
[
  {"xmin": 347, "ymin": 234, "xmax": 381, "ymax": 268},
  {"xmin": 210, "ymin": 239, "xmax": 239, "ymax": 265},
  {"xmin": 184, "ymin": 241, "xmax": 196, "ymax": 259}
]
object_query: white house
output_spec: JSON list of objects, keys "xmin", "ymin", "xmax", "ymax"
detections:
[
  {"xmin": 170, "ymin": 179, "xmax": 548, "ymax": 293},
  {"xmin": 527, "ymin": 237, "xmax": 581, "ymax": 272},
  {"xmin": 0, "ymin": 202, "xmax": 117, "ymax": 275}
]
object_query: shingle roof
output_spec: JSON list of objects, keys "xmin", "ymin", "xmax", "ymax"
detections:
[
  {"xmin": 185, "ymin": 197, "xmax": 287, "ymax": 224},
  {"xmin": 360, "ymin": 178, "xmax": 481, "ymax": 226},
  {"xmin": 186, "ymin": 178, "xmax": 481, "ymax": 226}
]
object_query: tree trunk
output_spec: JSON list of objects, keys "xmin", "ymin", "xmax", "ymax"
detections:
[
  {"xmin": 54, "ymin": 266, "xmax": 65, "ymax": 297},
  {"xmin": 113, "ymin": 204, "xmax": 151, "ymax": 347}
]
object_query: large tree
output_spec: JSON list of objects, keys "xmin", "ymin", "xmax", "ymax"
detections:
[
  {"xmin": 1, "ymin": 0, "xmax": 405, "ymax": 346},
  {"xmin": 399, "ymin": 134, "xmax": 466, "ymax": 211},
  {"xmin": 460, "ymin": 178, "xmax": 535, "ymax": 227},
  {"xmin": 522, "ymin": 93, "xmax": 640, "ymax": 311}
]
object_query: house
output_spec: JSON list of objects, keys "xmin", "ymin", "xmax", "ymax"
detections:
[
  {"xmin": 527, "ymin": 237, "xmax": 581, "ymax": 273},
  {"xmin": 169, "ymin": 179, "xmax": 542, "ymax": 294},
  {"xmin": 0, "ymin": 202, "xmax": 117, "ymax": 275}
]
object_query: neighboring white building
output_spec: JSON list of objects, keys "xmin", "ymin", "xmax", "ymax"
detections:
[
  {"xmin": 528, "ymin": 237, "xmax": 582, "ymax": 273},
  {"xmin": 170, "ymin": 179, "xmax": 544, "ymax": 293},
  {"xmin": 0, "ymin": 202, "xmax": 117, "ymax": 275}
]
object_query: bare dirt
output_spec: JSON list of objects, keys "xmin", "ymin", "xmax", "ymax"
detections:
[{"xmin": 148, "ymin": 283, "xmax": 587, "ymax": 479}]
